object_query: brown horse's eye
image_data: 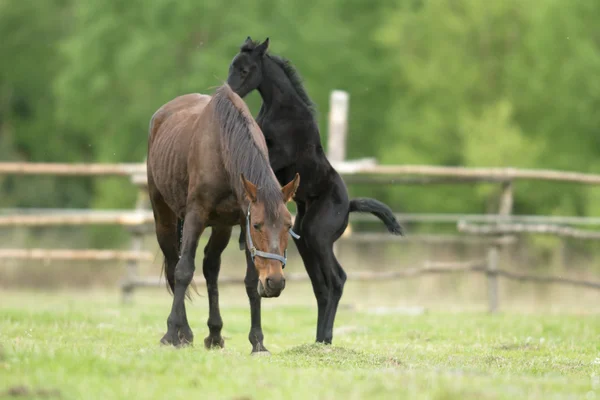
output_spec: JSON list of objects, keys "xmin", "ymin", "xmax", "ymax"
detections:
[{"xmin": 253, "ymin": 223, "xmax": 262, "ymax": 231}]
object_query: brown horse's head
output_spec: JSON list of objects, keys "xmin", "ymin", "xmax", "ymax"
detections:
[{"xmin": 241, "ymin": 173, "xmax": 300, "ymax": 298}]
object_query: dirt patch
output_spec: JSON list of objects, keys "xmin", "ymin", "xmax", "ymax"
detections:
[
  {"xmin": 497, "ymin": 342, "xmax": 541, "ymax": 351},
  {"xmin": 2, "ymin": 385, "xmax": 61, "ymax": 398}
]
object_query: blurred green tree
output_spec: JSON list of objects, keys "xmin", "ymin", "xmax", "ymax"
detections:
[
  {"xmin": 372, "ymin": 0, "xmax": 600, "ymax": 217},
  {"xmin": 1, "ymin": 0, "xmax": 599, "ymax": 243},
  {"xmin": 0, "ymin": 0, "xmax": 94, "ymax": 208}
]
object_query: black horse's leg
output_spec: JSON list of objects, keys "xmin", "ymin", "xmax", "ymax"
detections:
[
  {"xmin": 300, "ymin": 197, "xmax": 349, "ymax": 344},
  {"xmin": 315, "ymin": 245, "xmax": 347, "ymax": 344},
  {"xmin": 244, "ymin": 245, "xmax": 268, "ymax": 354},
  {"xmin": 292, "ymin": 202, "xmax": 328, "ymax": 342},
  {"xmin": 161, "ymin": 208, "xmax": 205, "ymax": 347},
  {"xmin": 295, "ymin": 237, "xmax": 329, "ymax": 341},
  {"xmin": 202, "ymin": 226, "xmax": 232, "ymax": 349}
]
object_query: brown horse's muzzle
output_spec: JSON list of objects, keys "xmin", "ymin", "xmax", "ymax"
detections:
[{"xmin": 257, "ymin": 272, "xmax": 286, "ymax": 298}]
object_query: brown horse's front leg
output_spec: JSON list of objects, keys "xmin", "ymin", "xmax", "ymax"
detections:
[
  {"xmin": 202, "ymin": 226, "xmax": 232, "ymax": 349},
  {"xmin": 161, "ymin": 210, "xmax": 205, "ymax": 347},
  {"xmin": 244, "ymin": 248, "xmax": 269, "ymax": 355}
]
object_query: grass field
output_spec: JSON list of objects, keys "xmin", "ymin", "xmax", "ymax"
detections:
[{"xmin": 1, "ymin": 286, "xmax": 600, "ymax": 400}]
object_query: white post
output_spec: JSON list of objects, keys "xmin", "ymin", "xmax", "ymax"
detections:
[
  {"xmin": 486, "ymin": 181, "xmax": 514, "ymax": 313},
  {"xmin": 327, "ymin": 90, "xmax": 349, "ymax": 164},
  {"xmin": 327, "ymin": 90, "xmax": 350, "ymax": 256}
]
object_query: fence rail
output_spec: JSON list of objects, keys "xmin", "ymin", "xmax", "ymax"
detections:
[
  {"xmin": 0, "ymin": 210, "xmax": 154, "ymax": 226},
  {"xmin": 3, "ymin": 161, "xmax": 600, "ymax": 184},
  {"xmin": 0, "ymin": 162, "xmax": 145, "ymax": 176},
  {"xmin": 2, "ymin": 209, "xmax": 600, "ymax": 227},
  {"xmin": 458, "ymin": 221, "xmax": 600, "ymax": 240},
  {"xmin": 122, "ymin": 260, "xmax": 600, "ymax": 291},
  {"xmin": 0, "ymin": 249, "xmax": 153, "ymax": 261}
]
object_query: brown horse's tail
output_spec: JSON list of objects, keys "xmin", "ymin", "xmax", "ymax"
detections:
[
  {"xmin": 164, "ymin": 217, "xmax": 199, "ymax": 299},
  {"xmin": 162, "ymin": 217, "xmax": 186, "ymax": 295}
]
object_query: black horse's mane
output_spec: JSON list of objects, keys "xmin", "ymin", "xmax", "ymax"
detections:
[
  {"xmin": 267, "ymin": 54, "xmax": 316, "ymax": 117},
  {"xmin": 242, "ymin": 40, "xmax": 316, "ymax": 117}
]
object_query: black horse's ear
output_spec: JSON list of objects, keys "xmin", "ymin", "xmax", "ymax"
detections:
[
  {"xmin": 241, "ymin": 36, "xmax": 254, "ymax": 52},
  {"xmin": 255, "ymin": 38, "xmax": 269, "ymax": 56}
]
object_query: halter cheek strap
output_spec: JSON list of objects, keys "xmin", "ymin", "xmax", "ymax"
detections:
[{"xmin": 245, "ymin": 203, "xmax": 300, "ymax": 268}]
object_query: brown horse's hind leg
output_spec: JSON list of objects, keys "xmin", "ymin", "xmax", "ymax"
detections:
[
  {"xmin": 149, "ymin": 187, "xmax": 180, "ymax": 294},
  {"xmin": 202, "ymin": 226, "xmax": 232, "ymax": 349},
  {"xmin": 161, "ymin": 207, "xmax": 205, "ymax": 347}
]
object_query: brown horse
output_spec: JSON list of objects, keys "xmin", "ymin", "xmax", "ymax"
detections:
[{"xmin": 147, "ymin": 83, "xmax": 300, "ymax": 351}]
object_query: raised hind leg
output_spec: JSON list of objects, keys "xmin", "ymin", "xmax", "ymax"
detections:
[
  {"xmin": 299, "ymin": 195, "xmax": 349, "ymax": 345},
  {"xmin": 202, "ymin": 226, "xmax": 232, "ymax": 349},
  {"xmin": 161, "ymin": 206, "xmax": 205, "ymax": 347},
  {"xmin": 292, "ymin": 202, "xmax": 328, "ymax": 342}
]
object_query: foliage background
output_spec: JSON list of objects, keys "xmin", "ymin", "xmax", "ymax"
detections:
[{"xmin": 1, "ymin": 0, "xmax": 599, "ymax": 245}]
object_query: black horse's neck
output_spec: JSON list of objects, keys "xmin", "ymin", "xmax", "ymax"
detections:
[
  {"xmin": 254, "ymin": 54, "xmax": 331, "ymax": 194},
  {"xmin": 258, "ymin": 56, "xmax": 316, "ymax": 122}
]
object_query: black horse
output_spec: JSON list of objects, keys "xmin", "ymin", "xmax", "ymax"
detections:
[{"xmin": 227, "ymin": 37, "xmax": 403, "ymax": 352}]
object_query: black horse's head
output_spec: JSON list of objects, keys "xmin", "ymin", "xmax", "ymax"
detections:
[{"xmin": 227, "ymin": 37, "xmax": 269, "ymax": 98}]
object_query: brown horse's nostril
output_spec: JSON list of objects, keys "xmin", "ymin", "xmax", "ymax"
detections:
[{"xmin": 266, "ymin": 277, "xmax": 285, "ymax": 291}]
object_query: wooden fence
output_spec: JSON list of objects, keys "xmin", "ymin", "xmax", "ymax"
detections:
[
  {"xmin": 2, "ymin": 90, "xmax": 600, "ymax": 310},
  {"xmin": 3, "ymin": 161, "xmax": 600, "ymax": 310}
]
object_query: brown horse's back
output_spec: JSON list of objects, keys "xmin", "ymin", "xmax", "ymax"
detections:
[{"xmin": 147, "ymin": 93, "xmax": 213, "ymax": 217}]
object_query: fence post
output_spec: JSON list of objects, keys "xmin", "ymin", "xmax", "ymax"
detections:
[
  {"xmin": 327, "ymin": 90, "xmax": 350, "ymax": 255},
  {"xmin": 121, "ymin": 167, "xmax": 150, "ymax": 304},
  {"xmin": 486, "ymin": 180, "xmax": 513, "ymax": 313},
  {"xmin": 327, "ymin": 90, "xmax": 349, "ymax": 164}
]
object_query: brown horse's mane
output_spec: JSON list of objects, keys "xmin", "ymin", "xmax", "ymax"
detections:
[{"xmin": 212, "ymin": 84, "xmax": 282, "ymax": 219}]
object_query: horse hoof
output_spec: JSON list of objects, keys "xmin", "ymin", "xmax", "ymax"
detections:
[
  {"xmin": 251, "ymin": 347, "xmax": 271, "ymax": 356},
  {"xmin": 160, "ymin": 332, "xmax": 179, "ymax": 347},
  {"xmin": 178, "ymin": 329, "xmax": 194, "ymax": 346},
  {"xmin": 204, "ymin": 336, "xmax": 225, "ymax": 349},
  {"xmin": 251, "ymin": 350, "xmax": 271, "ymax": 357}
]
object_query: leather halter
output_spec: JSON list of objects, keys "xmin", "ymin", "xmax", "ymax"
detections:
[{"xmin": 245, "ymin": 203, "xmax": 300, "ymax": 268}]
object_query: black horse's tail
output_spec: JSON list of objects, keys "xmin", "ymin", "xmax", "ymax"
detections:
[{"xmin": 349, "ymin": 198, "xmax": 404, "ymax": 236}]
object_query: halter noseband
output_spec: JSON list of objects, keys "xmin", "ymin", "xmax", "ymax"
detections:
[{"xmin": 245, "ymin": 203, "xmax": 300, "ymax": 268}]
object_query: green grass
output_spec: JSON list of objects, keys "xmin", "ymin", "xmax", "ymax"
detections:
[{"xmin": 1, "ymin": 288, "xmax": 599, "ymax": 400}]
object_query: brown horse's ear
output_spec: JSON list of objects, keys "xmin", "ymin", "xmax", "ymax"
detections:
[
  {"xmin": 255, "ymin": 38, "xmax": 269, "ymax": 56},
  {"xmin": 281, "ymin": 173, "xmax": 300, "ymax": 203},
  {"xmin": 241, "ymin": 173, "xmax": 258, "ymax": 203}
]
